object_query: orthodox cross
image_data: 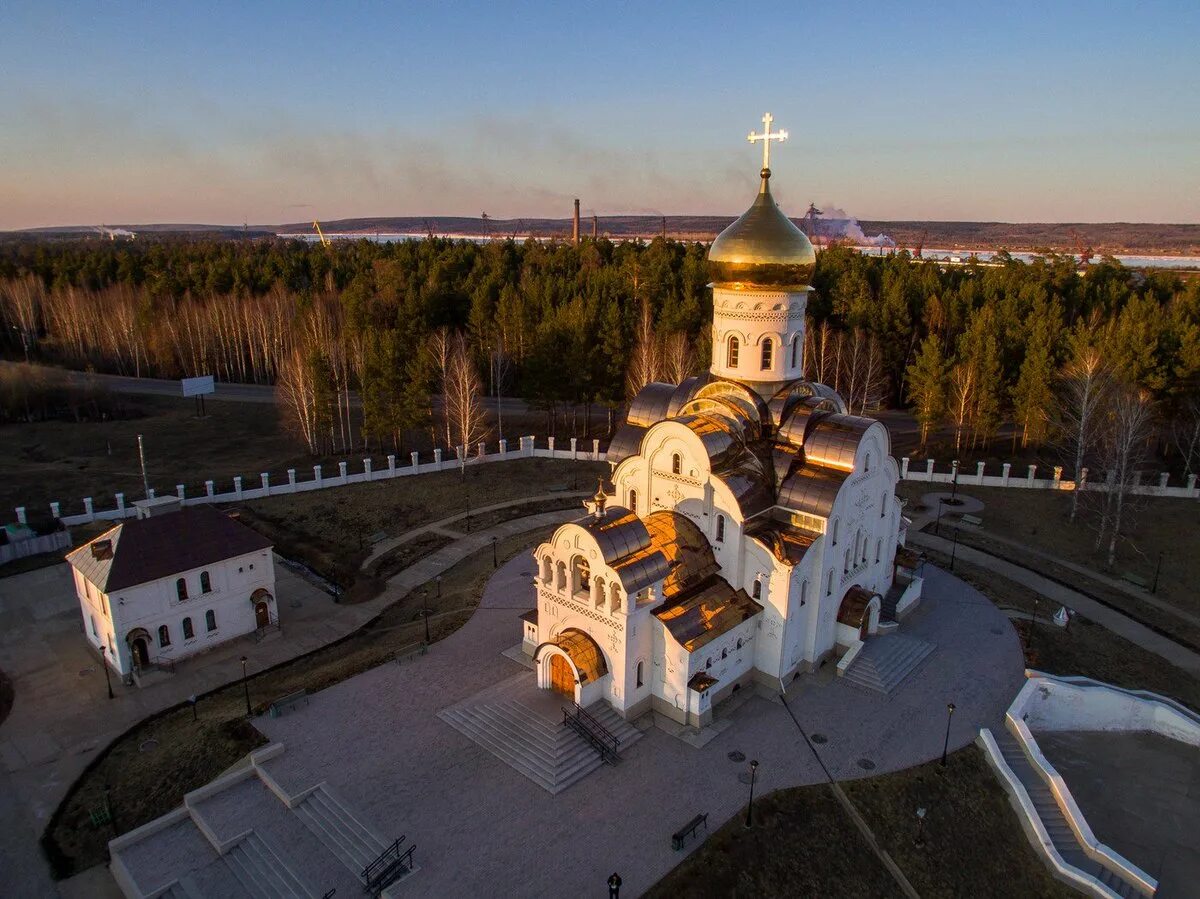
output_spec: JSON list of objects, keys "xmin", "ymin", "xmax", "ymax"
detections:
[{"xmin": 747, "ymin": 112, "xmax": 788, "ymax": 170}]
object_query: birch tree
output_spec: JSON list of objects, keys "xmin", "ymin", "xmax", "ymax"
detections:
[
  {"xmin": 1056, "ymin": 328, "xmax": 1111, "ymax": 522},
  {"xmin": 443, "ymin": 332, "xmax": 489, "ymax": 475},
  {"xmin": 1095, "ymin": 385, "xmax": 1154, "ymax": 567}
]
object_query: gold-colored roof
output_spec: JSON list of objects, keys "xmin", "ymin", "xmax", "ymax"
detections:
[
  {"xmin": 837, "ymin": 586, "xmax": 878, "ymax": 628},
  {"xmin": 553, "ymin": 628, "xmax": 609, "ymax": 683},
  {"xmin": 654, "ymin": 577, "xmax": 761, "ymax": 653},
  {"xmin": 745, "ymin": 518, "xmax": 819, "ymax": 566},
  {"xmin": 642, "ymin": 510, "xmax": 721, "ymax": 599},
  {"xmin": 708, "ymin": 172, "xmax": 816, "ymax": 288}
]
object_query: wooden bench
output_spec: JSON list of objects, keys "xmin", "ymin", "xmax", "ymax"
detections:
[
  {"xmin": 1121, "ymin": 572, "xmax": 1148, "ymax": 590},
  {"xmin": 267, "ymin": 690, "xmax": 308, "ymax": 718},
  {"xmin": 959, "ymin": 513, "xmax": 984, "ymax": 527},
  {"xmin": 671, "ymin": 812, "xmax": 708, "ymax": 851}
]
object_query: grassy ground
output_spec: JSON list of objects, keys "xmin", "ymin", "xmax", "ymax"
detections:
[
  {"xmin": 922, "ymin": 546, "xmax": 1200, "ymax": 713},
  {"xmin": 233, "ymin": 458, "xmax": 599, "ymax": 598},
  {"xmin": 649, "ymin": 747, "xmax": 1071, "ymax": 898},
  {"xmin": 899, "ymin": 483, "xmax": 1200, "ymax": 643},
  {"xmin": 43, "ymin": 526, "xmax": 549, "ymax": 878}
]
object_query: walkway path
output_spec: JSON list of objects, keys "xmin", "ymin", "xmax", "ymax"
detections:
[
  {"xmin": 360, "ymin": 491, "xmax": 588, "ymax": 569},
  {"xmin": 909, "ymin": 531, "xmax": 1200, "ymax": 678},
  {"xmin": 0, "ymin": 503, "xmax": 581, "ymax": 899}
]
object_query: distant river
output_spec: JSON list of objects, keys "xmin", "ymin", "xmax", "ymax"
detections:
[{"xmin": 283, "ymin": 232, "xmax": 1200, "ymax": 270}]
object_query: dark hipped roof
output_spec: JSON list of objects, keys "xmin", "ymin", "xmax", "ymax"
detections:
[{"xmin": 66, "ymin": 505, "xmax": 272, "ymax": 592}]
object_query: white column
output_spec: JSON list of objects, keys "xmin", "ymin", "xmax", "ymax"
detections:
[
  {"xmin": 205, "ymin": 480, "xmax": 215, "ymax": 497},
  {"xmin": 234, "ymin": 476, "xmax": 243, "ymax": 499},
  {"xmin": 975, "ymin": 461, "xmax": 985, "ymax": 483},
  {"xmin": 411, "ymin": 451, "xmax": 420, "ymax": 468},
  {"xmin": 499, "ymin": 439, "xmax": 508, "ymax": 455},
  {"xmin": 261, "ymin": 473, "xmax": 270, "ymax": 495},
  {"xmin": 434, "ymin": 449, "xmax": 443, "ymax": 466},
  {"xmin": 387, "ymin": 454, "xmax": 396, "ymax": 476},
  {"xmin": 570, "ymin": 437, "xmax": 578, "ymax": 460},
  {"xmin": 338, "ymin": 461, "xmax": 348, "ymax": 483},
  {"xmin": 83, "ymin": 497, "xmax": 94, "ymax": 521},
  {"xmin": 925, "ymin": 459, "xmax": 935, "ymax": 478},
  {"xmin": 287, "ymin": 469, "xmax": 296, "ymax": 491},
  {"xmin": 313, "ymin": 465, "xmax": 323, "ymax": 485},
  {"xmin": 1026, "ymin": 464, "xmax": 1037, "ymax": 486},
  {"xmin": 177, "ymin": 484, "xmax": 186, "ymax": 500},
  {"xmin": 1001, "ymin": 463, "xmax": 1011, "ymax": 486},
  {"xmin": 363, "ymin": 458, "xmax": 373, "ymax": 481},
  {"xmin": 900, "ymin": 457, "xmax": 910, "ymax": 478},
  {"xmin": 15, "ymin": 506, "xmax": 26, "ymax": 525}
]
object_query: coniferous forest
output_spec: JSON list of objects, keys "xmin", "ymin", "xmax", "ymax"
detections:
[{"xmin": 0, "ymin": 237, "xmax": 1198, "ymax": 479}]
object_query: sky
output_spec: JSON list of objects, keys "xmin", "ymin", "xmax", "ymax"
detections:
[{"xmin": 2, "ymin": 1, "xmax": 1198, "ymax": 229}]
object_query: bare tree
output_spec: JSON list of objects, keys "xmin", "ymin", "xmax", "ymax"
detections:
[
  {"xmin": 276, "ymin": 345, "xmax": 329, "ymax": 454},
  {"xmin": 660, "ymin": 331, "xmax": 696, "ymax": 385},
  {"xmin": 1095, "ymin": 385, "xmax": 1155, "ymax": 567},
  {"xmin": 427, "ymin": 328, "xmax": 455, "ymax": 451},
  {"xmin": 443, "ymin": 332, "xmax": 489, "ymax": 475},
  {"xmin": 0, "ymin": 276, "xmax": 43, "ymax": 361},
  {"xmin": 1056, "ymin": 342, "xmax": 1111, "ymax": 522},
  {"xmin": 1170, "ymin": 396, "xmax": 1200, "ymax": 477},
  {"xmin": 948, "ymin": 363, "xmax": 976, "ymax": 454},
  {"xmin": 626, "ymin": 297, "xmax": 660, "ymax": 397}
]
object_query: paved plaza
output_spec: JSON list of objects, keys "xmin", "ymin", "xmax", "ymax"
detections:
[{"xmin": 244, "ymin": 553, "xmax": 1025, "ymax": 898}]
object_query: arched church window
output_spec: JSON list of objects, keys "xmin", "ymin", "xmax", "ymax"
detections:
[
  {"xmin": 158, "ymin": 624, "xmax": 171, "ymax": 647},
  {"xmin": 831, "ymin": 519, "xmax": 839, "ymax": 546},
  {"xmin": 636, "ymin": 660, "xmax": 644, "ymax": 687},
  {"xmin": 716, "ymin": 515, "xmax": 725, "ymax": 543},
  {"xmin": 206, "ymin": 609, "xmax": 217, "ymax": 631},
  {"xmin": 200, "ymin": 571, "xmax": 211, "ymax": 593},
  {"xmin": 611, "ymin": 582, "xmax": 622, "ymax": 612},
  {"xmin": 628, "ymin": 489, "xmax": 638, "ymax": 514},
  {"xmin": 791, "ymin": 334, "xmax": 799, "ymax": 368},
  {"xmin": 844, "ymin": 548, "xmax": 851, "ymax": 573},
  {"xmin": 182, "ymin": 617, "xmax": 194, "ymax": 640},
  {"xmin": 176, "ymin": 578, "xmax": 187, "ymax": 602},
  {"xmin": 727, "ymin": 336, "xmax": 740, "ymax": 368},
  {"xmin": 761, "ymin": 338, "xmax": 773, "ymax": 370},
  {"xmin": 864, "ymin": 453, "xmax": 871, "ymax": 473},
  {"xmin": 541, "ymin": 555, "xmax": 553, "ymax": 584},
  {"xmin": 556, "ymin": 561, "xmax": 567, "ymax": 591},
  {"xmin": 881, "ymin": 492, "xmax": 887, "ymax": 518},
  {"xmin": 671, "ymin": 453, "xmax": 681, "ymax": 475},
  {"xmin": 736, "ymin": 638, "xmax": 744, "ymax": 650},
  {"xmin": 706, "ymin": 657, "xmax": 712, "ymax": 669},
  {"xmin": 752, "ymin": 578, "xmax": 762, "ymax": 600},
  {"xmin": 800, "ymin": 580, "xmax": 808, "ymax": 606},
  {"xmin": 875, "ymin": 538, "xmax": 882, "ymax": 564},
  {"xmin": 721, "ymin": 648, "xmax": 728, "ymax": 659},
  {"xmin": 826, "ymin": 570, "xmax": 834, "ymax": 596}
]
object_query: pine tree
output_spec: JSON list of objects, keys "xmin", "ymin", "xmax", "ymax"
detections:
[{"xmin": 906, "ymin": 335, "xmax": 949, "ymax": 450}]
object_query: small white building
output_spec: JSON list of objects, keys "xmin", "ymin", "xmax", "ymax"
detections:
[
  {"xmin": 523, "ymin": 138, "xmax": 921, "ymax": 728},
  {"xmin": 66, "ymin": 500, "xmax": 277, "ymax": 678}
]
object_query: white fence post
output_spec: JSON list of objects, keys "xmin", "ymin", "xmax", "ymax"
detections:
[
  {"xmin": 287, "ymin": 469, "xmax": 296, "ymax": 492},
  {"xmin": 1158, "ymin": 472, "xmax": 1169, "ymax": 491},
  {"xmin": 15, "ymin": 507, "xmax": 26, "ymax": 525},
  {"xmin": 261, "ymin": 473, "xmax": 270, "ymax": 495},
  {"xmin": 338, "ymin": 461, "xmax": 348, "ymax": 483},
  {"xmin": 147, "ymin": 488, "xmax": 156, "ymax": 500},
  {"xmin": 548, "ymin": 436, "xmax": 556, "ymax": 455},
  {"xmin": 1001, "ymin": 462, "xmax": 1011, "ymax": 486},
  {"xmin": 115, "ymin": 492, "xmax": 125, "ymax": 513},
  {"xmin": 1053, "ymin": 466, "xmax": 1063, "ymax": 489},
  {"xmin": 234, "ymin": 476, "xmax": 243, "ymax": 499},
  {"xmin": 570, "ymin": 437, "xmax": 578, "ymax": 460},
  {"xmin": 1188, "ymin": 474, "xmax": 1197, "ymax": 496},
  {"xmin": 499, "ymin": 439, "xmax": 508, "ymax": 456},
  {"xmin": 50, "ymin": 501, "xmax": 60, "ymax": 519},
  {"xmin": 925, "ymin": 459, "xmax": 935, "ymax": 478},
  {"xmin": 314, "ymin": 465, "xmax": 322, "ymax": 486},
  {"xmin": 205, "ymin": 480, "xmax": 215, "ymax": 498},
  {"xmin": 363, "ymin": 458, "xmax": 372, "ymax": 481},
  {"xmin": 975, "ymin": 461, "xmax": 985, "ymax": 484},
  {"xmin": 411, "ymin": 451, "xmax": 420, "ymax": 469},
  {"xmin": 434, "ymin": 449, "xmax": 442, "ymax": 466},
  {"xmin": 477, "ymin": 441, "xmax": 486, "ymax": 458},
  {"xmin": 593, "ymin": 438, "xmax": 600, "ymax": 460},
  {"xmin": 83, "ymin": 497, "xmax": 94, "ymax": 521},
  {"xmin": 1027, "ymin": 464, "xmax": 1037, "ymax": 486},
  {"xmin": 900, "ymin": 457, "xmax": 910, "ymax": 478},
  {"xmin": 387, "ymin": 454, "xmax": 396, "ymax": 476},
  {"xmin": 177, "ymin": 484, "xmax": 186, "ymax": 500}
]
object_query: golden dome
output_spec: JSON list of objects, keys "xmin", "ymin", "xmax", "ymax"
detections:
[{"xmin": 708, "ymin": 171, "xmax": 816, "ymax": 288}]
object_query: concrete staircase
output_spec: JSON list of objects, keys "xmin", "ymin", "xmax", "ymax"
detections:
[
  {"xmin": 224, "ymin": 832, "xmax": 311, "ymax": 899},
  {"xmin": 157, "ymin": 877, "xmax": 207, "ymax": 899},
  {"xmin": 993, "ymin": 732, "xmax": 1142, "ymax": 898},
  {"xmin": 439, "ymin": 698, "xmax": 643, "ymax": 795},
  {"xmin": 841, "ymin": 633, "xmax": 935, "ymax": 694},
  {"xmin": 293, "ymin": 785, "xmax": 388, "ymax": 881}
]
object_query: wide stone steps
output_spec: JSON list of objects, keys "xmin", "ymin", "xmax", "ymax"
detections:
[
  {"xmin": 223, "ymin": 832, "xmax": 310, "ymax": 899},
  {"xmin": 992, "ymin": 732, "xmax": 1142, "ymax": 898},
  {"xmin": 439, "ymin": 698, "xmax": 643, "ymax": 795},
  {"xmin": 158, "ymin": 876, "xmax": 207, "ymax": 899},
  {"xmin": 293, "ymin": 785, "xmax": 388, "ymax": 881},
  {"xmin": 842, "ymin": 634, "xmax": 935, "ymax": 694}
]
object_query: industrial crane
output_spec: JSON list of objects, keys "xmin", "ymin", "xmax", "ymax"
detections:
[{"xmin": 312, "ymin": 220, "xmax": 331, "ymax": 248}]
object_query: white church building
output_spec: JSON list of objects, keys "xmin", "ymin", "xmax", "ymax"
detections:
[
  {"xmin": 522, "ymin": 117, "xmax": 921, "ymax": 728},
  {"xmin": 67, "ymin": 499, "xmax": 278, "ymax": 679}
]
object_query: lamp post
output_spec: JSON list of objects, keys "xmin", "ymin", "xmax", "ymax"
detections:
[
  {"xmin": 950, "ymin": 459, "xmax": 960, "ymax": 504},
  {"xmin": 99, "ymin": 644, "xmax": 114, "ymax": 699},
  {"xmin": 492, "ymin": 535, "xmax": 498, "ymax": 569},
  {"xmin": 934, "ymin": 497, "xmax": 944, "ymax": 537},
  {"xmin": 240, "ymin": 656, "xmax": 251, "ymax": 717},
  {"xmin": 744, "ymin": 759, "xmax": 759, "ymax": 828},
  {"xmin": 914, "ymin": 807, "xmax": 927, "ymax": 848},
  {"xmin": 940, "ymin": 703, "xmax": 956, "ymax": 767},
  {"xmin": 422, "ymin": 601, "xmax": 432, "ymax": 645},
  {"xmin": 189, "ymin": 694, "xmax": 198, "ymax": 721},
  {"xmin": 949, "ymin": 521, "xmax": 959, "ymax": 572},
  {"xmin": 1151, "ymin": 552, "xmax": 1163, "ymax": 594},
  {"xmin": 1025, "ymin": 596, "xmax": 1040, "ymax": 653}
]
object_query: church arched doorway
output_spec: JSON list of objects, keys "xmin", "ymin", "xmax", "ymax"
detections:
[
  {"xmin": 549, "ymin": 654, "xmax": 575, "ymax": 697},
  {"xmin": 837, "ymin": 586, "xmax": 881, "ymax": 641},
  {"xmin": 126, "ymin": 628, "xmax": 151, "ymax": 669}
]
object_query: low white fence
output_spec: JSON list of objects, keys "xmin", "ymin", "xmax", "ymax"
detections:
[
  {"xmin": 0, "ymin": 529, "xmax": 72, "ymax": 564},
  {"xmin": 899, "ymin": 456, "xmax": 1199, "ymax": 499},
  {"xmin": 11, "ymin": 436, "xmax": 603, "ymax": 529},
  {"xmin": 9, "ymin": 438, "xmax": 1199, "ymax": 532}
]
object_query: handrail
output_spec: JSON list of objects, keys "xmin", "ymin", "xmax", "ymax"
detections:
[
  {"xmin": 568, "ymin": 702, "xmax": 619, "ymax": 750},
  {"xmin": 362, "ymin": 836, "xmax": 406, "ymax": 884}
]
